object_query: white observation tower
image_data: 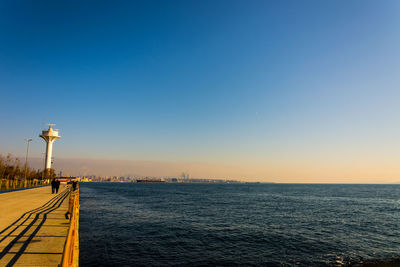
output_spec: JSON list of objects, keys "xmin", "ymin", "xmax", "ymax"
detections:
[{"xmin": 40, "ymin": 124, "xmax": 61, "ymax": 170}]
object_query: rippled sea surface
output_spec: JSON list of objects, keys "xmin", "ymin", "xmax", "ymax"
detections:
[{"xmin": 79, "ymin": 183, "xmax": 400, "ymax": 266}]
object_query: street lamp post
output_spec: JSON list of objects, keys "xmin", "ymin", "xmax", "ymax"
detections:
[
  {"xmin": 24, "ymin": 138, "xmax": 32, "ymax": 180},
  {"xmin": 42, "ymin": 152, "xmax": 46, "ymax": 181}
]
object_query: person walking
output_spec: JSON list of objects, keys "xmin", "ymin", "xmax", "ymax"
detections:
[
  {"xmin": 51, "ymin": 179, "xmax": 56, "ymax": 194},
  {"xmin": 55, "ymin": 179, "xmax": 60, "ymax": 194},
  {"xmin": 72, "ymin": 180, "xmax": 78, "ymax": 191}
]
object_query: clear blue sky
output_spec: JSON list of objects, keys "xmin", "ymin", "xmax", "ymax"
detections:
[{"xmin": 1, "ymin": 1, "xmax": 399, "ymax": 181}]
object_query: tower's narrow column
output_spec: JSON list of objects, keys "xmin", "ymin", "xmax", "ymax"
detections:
[
  {"xmin": 40, "ymin": 124, "xmax": 61, "ymax": 170},
  {"xmin": 45, "ymin": 140, "xmax": 54, "ymax": 169}
]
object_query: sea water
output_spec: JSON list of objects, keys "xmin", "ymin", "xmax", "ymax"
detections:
[{"xmin": 79, "ymin": 183, "xmax": 400, "ymax": 266}]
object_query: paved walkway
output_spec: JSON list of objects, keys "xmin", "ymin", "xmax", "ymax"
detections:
[{"xmin": 0, "ymin": 185, "xmax": 71, "ymax": 266}]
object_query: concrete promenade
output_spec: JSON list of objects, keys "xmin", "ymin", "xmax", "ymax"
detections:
[{"xmin": 0, "ymin": 185, "xmax": 71, "ymax": 266}]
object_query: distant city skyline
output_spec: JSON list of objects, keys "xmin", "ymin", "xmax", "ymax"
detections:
[
  {"xmin": 12, "ymin": 156, "xmax": 400, "ymax": 184},
  {"xmin": 1, "ymin": 1, "xmax": 399, "ymax": 183}
]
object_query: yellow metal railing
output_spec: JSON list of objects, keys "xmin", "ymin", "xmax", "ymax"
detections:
[
  {"xmin": 61, "ymin": 187, "xmax": 79, "ymax": 267},
  {"xmin": 0, "ymin": 179, "xmax": 49, "ymax": 191}
]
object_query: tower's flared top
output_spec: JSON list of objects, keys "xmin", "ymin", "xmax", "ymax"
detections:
[{"xmin": 40, "ymin": 124, "xmax": 61, "ymax": 141}]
